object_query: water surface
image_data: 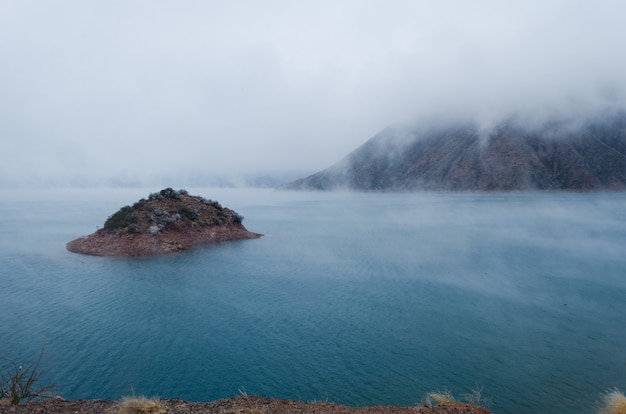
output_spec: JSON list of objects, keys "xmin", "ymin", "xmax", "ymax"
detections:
[{"xmin": 1, "ymin": 188, "xmax": 625, "ymax": 414}]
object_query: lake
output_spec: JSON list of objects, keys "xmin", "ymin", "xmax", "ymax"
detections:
[{"xmin": 1, "ymin": 187, "xmax": 625, "ymax": 414}]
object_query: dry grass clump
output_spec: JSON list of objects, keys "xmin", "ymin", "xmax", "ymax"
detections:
[
  {"xmin": 461, "ymin": 383, "xmax": 489, "ymax": 407},
  {"xmin": 424, "ymin": 389, "xmax": 457, "ymax": 406},
  {"xmin": 598, "ymin": 389, "xmax": 626, "ymax": 414},
  {"xmin": 117, "ymin": 396, "xmax": 165, "ymax": 414},
  {"xmin": 422, "ymin": 384, "xmax": 490, "ymax": 409}
]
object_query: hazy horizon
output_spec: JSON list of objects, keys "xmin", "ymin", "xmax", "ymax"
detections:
[{"xmin": 2, "ymin": 1, "xmax": 626, "ymax": 188}]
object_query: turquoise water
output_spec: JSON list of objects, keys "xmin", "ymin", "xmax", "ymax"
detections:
[{"xmin": 1, "ymin": 188, "xmax": 625, "ymax": 414}]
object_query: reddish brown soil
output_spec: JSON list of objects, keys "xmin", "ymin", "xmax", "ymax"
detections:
[
  {"xmin": 0, "ymin": 395, "xmax": 492, "ymax": 414},
  {"xmin": 66, "ymin": 223, "xmax": 261, "ymax": 256}
]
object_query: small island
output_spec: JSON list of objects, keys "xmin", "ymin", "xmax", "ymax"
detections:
[{"xmin": 66, "ymin": 188, "xmax": 262, "ymax": 256}]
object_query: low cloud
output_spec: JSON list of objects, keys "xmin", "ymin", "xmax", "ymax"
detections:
[{"xmin": 1, "ymin": 1, "xmax": 626, "ymax": 187}]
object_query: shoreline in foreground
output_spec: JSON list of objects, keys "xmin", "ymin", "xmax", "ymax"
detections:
[{"xmin": 0, "ymin": 395, "xmax": 491, "ymax": 414}]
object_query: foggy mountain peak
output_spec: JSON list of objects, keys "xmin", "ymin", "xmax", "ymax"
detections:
[{"xmin": 287, "ymin": 111, "xmax": 626, "ymax": 191}]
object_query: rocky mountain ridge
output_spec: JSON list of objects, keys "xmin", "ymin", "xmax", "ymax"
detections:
[{"xmin": 287, "ymin": 112, "xmax": 626, "ymax": 191}]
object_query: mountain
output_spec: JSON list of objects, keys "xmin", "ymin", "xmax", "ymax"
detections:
[
  {"xmin": 67, "ymin": 188, "xmax": 262, "ymax": 256},
  {"xmin": 287, "ymin": 112, "xmax": 626, "ymax": 191}
]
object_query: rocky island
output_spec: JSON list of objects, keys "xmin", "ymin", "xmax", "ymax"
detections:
[{"xmin": 66, "ymin": 188, "xmax": 262, "ymax": 256}]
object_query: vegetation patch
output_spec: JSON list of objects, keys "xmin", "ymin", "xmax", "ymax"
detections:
[
  {"xmin": 0, "ymin": 347, "xmax": 58, "ymax": 405},
  {"xmin": 422, "ymin": 384, "xmax": 490, "ymax": 409},
  {"xmin": 104, "ymin": 206, "xmax": 137, "ymax": 233},
  {"xmin": 178, "ymin": 207, "xmax": 199, "ymax": 221},
  {"xmin": 117, "ymin": 396, "xmax": 165, "ymax": 414},
  {"xmin": 598, "ymin": 388, "xmax": 626, "ymax": 414},
  {"xmin": 424, "ymin": 389, "xmax": 457, "ymax": 406},
  {"xmin": 100, "ymin": 188, "xmax": 241, "ymax": 235}
]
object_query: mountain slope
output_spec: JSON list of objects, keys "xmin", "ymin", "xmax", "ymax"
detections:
[{"xmin": 287, "ymin": 113, "xmax": 626, "ymax": 191}]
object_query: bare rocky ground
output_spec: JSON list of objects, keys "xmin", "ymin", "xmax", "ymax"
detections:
[{"xmin": 0, "ymin": 396, "xmax": 491, "ymax": 414}]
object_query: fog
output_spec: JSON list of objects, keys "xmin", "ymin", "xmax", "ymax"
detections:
[{"xmin": 2, "ymin": 1, "xmax": 626, "ymax": 187}]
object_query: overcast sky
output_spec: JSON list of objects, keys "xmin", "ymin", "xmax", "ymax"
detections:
[{"xmin": 2, "ymin": 1, "xmax": 626, "ymax": 187}]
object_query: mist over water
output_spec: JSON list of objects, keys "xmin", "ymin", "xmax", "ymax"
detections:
[
  {"xmin": 4, "ymin": 1, "xmax": 626, "ymax": 187},
  {"xmin": 1, "ymin": 188, "xmax": 625, "ymax": 414}
]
